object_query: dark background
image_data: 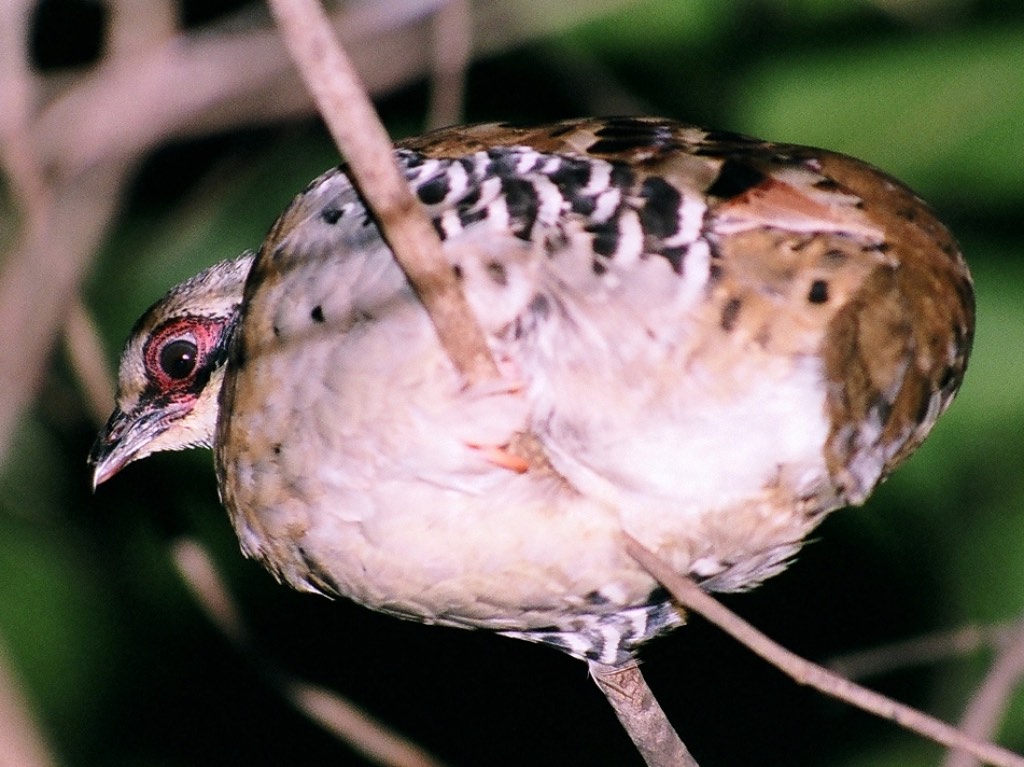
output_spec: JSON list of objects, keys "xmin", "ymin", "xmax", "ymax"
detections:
[{"xmin": 4, "ymin": 0, "xmax": 1024, "ymax": 764}]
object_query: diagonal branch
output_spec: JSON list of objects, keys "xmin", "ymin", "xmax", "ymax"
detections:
[
  {"xmin": 624, "ymin": 533, "xmax": 1024, "ymax": 767},
  {"xmin": 267, "ymin": 0, "xmax": 499, "ymax": 385},
  {"xmin": 590, "ymin": 661, "xmax": 700, "ymax": 767}
]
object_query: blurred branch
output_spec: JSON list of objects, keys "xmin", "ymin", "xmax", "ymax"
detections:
[
  {"xmin": 0, "ymin": 0, "xmax": 43, "ymax": 210},
  {"xmin": 944, "ymin": 619, "xmax": 1024, "ymax": 767},
  {"xmin": 64, "ymin": 298, "xmax": 116, "ymax": 427},
  {"xmin": 108, "ymin": 0, "xmax": 177, "ymax": 57},
  {"xmin": 0, "ymin": 641, "xmax": 56, "ymax": 767},
  {"xmin": 827, "ymin": 615, "xmax": 1024, "ymax": 767},
  {"xmin": 427, "ymin": 0, "xmax": 471, "ymax": 129},
  {"xmin": 624, "ymin": 534, "xmax": 1024, "ymax": 767},
  {"xmin": 172, "ymin": 539, "xmax": 446, "ymax": 767},
  {"xmin": 0, "ymin": 160, "xmax": 133, "ymax": 463},
  {"xmin": 829, "ymin": 620, "xmax": 1017, "ymax": 680}
]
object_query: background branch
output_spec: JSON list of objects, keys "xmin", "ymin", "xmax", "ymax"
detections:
[
  {"xmin": 172, "ymin": 539, "xmax": 447, "ymax": 767},
  {"xmin": 944, "ymin": 619, "xmax": 1024, "ymax": 767},
  {"xmin": 829, "ymin": 620, "xmax": 1018, "ymax": 680},
  {"xmin": 427, "ymin": 0, "xmax": 471, "ymax": 129},
  {"xmin": 0, "ymin": 641, "xmax": 55, "ymax": 767}
]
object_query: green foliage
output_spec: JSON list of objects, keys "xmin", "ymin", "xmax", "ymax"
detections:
[{"xmin": 736, "ymin": 24, "xmax": 1024, "ymax": 208}]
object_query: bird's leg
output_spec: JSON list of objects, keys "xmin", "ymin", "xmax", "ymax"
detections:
[
  {"xmin": 458, "ymin": 354, "xmax": 551, "ymax": 475},
  {"xmin": 468, "ymin": 442, "xmax": 530, "ymax": 473}
]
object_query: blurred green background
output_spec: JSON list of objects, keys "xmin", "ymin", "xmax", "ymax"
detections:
[{"xmin": 3, "ymin": 0, "xmax": 1023, "ymax": 764}]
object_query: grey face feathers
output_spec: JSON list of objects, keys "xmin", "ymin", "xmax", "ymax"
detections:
[{"xmin": 89, "ymin": 253, "xmax": 253, "ymax": 487}]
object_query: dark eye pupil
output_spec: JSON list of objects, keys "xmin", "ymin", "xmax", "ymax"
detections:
[{"xmin": 160, "ymin": 339, "xmax": 198, "ymax": 380}]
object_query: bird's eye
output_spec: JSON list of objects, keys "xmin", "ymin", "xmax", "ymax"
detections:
[
  {"xmin": 144, "ymin": 316, "xmax": 229, "ymax": 391},
  {"xmin": 159, "ymin": 339, "xmax": 199, "ymax": 380}
]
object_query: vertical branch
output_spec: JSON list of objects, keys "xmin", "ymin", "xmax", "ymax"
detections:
[
  {"xmin": 0, "ymin": 0, "xmax": 43, "ymax": 209},
  {"xmin": 426, "ymin": 0, "xmax": 471, "ymax": 130},
  {"xmin": 590, "ymin": 662, "xmax": 699, "ymax": 767}
]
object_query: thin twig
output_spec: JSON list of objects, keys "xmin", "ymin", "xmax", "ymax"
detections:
[
  {"xmin": 427, "ymin": 0, "xmax": 471, "ymax": 130},
  {"xmin": 829, "ymin": 620, "xmax": 1017, "ymax": 680},
  {"xmin": 0, "ymin": 0, "xmax": 44, "ymax": 210},
  {"xmin": 171, "ymin": 539, "xmax": 447, "ymax": 767},
  {"xmin": 267, "ymin": 0, "xmax": 499, "ymax": 386},
  {"xmin": 623, "ymin": 534, "xmax": 1024, "ymax": 767},
  {"xmin": 590, "ymin": 662, "xmax": 699, "ymax": 767},
  {"xmin": 944, "ymin": 619, "xmax": 1024, "ymax": 767},
  {"xmin": 108, "ymin": 0, "xmax": 177, "ymax": 58},
  {"xmin": 64, "ymin": 299, "xmax": 116, "ymax": 427}
]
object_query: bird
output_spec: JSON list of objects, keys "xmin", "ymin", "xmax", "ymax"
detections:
[{"xmin": 90, "ymin": 116, "xmax": 974, "ymax": 667}]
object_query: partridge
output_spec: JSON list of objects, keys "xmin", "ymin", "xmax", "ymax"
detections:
[{"xmin": 91, "ymin": 117, "xmax": 973, "ymax": 666}]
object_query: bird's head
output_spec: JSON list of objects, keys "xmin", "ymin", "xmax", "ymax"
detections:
[{"xmin": 89, "ymin": 253, "xmax": 254, "ymax": 488}]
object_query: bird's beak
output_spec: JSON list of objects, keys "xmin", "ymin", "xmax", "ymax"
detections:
[{"xmin": 88, "ymin": 407, "xmax": 168, "ymax": 490}]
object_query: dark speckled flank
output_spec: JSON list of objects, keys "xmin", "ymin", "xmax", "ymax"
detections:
[
  {"xmin": 586, "ymin": 116, "xmax": 683, "ymax": 156},
  {"xmin": 707, "ymin": 159, "xmax": 767, "ymax": 199},
  {"xmin": 808, "ymin": 280, "xmax": 830, "ymax": 304},
  {"xmin": 320, "ymin": 206, "xmax": 343, "ymax": 225},
  {"xmin": 499, "ymin": 176, "xmax": 540, "ymax": 238},
  {"xmin": 638, "ymin": 177, "xmax": 683, "ymax": 239},
  {"xmin": 719, "ymin": 297, "xmax": 742, "ymax": 331},
  {"xmin": 585, "ymin": 220, "xmax": 620, "ymax": 257},
  {"xmin": 415, "ymin": 174, "xmax": 450, "ymax": 206}
]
